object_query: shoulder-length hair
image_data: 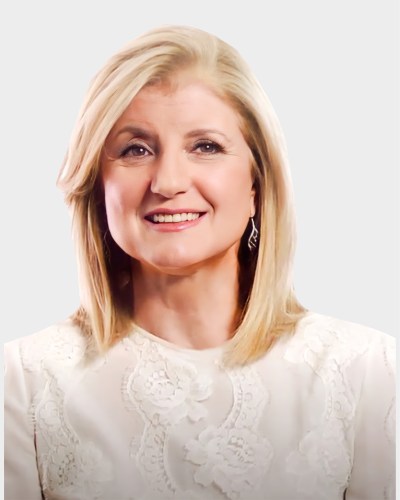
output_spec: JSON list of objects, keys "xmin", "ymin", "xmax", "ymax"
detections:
[{"xmin": 57, "ymin": 25, "xmax": 307, "ymax": 365}]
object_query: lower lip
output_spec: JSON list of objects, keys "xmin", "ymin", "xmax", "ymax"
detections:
[{"xmin": 144, "ymin": 214, "xmax": 206, "ymax": 232}]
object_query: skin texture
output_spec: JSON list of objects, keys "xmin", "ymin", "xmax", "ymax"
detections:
[{"xmin": 101, "ymin": 76, "xmax": 256, "ymax": 348}]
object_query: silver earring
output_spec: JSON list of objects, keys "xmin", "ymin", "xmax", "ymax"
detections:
[{"xmin": 248, "ymin": 217, "xmax": 259, "ymax": 251}]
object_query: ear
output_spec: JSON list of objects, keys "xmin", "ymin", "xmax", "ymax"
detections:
[{"xmin": 250, "ymin": 187, "xmax": 256, "ymax": 218}]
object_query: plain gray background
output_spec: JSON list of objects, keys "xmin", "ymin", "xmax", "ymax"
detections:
[{"xmin": 1, "ymin": 0, "xmax": 398, "ymax": 342}]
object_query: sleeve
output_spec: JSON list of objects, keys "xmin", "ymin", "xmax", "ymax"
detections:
[
  {"xmin": 4, "ymin": 340, "xmax": 43, "ymax": 500},
  {"xmin": 345, "ymin": 333, "xmax": 396, "ymax": 500}
]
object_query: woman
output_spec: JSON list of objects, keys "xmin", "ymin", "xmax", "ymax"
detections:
[{"xmin": 4, "ymin": 25, "xmax": 395, "ymax": 500}]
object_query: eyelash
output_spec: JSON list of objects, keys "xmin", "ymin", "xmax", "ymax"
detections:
[
  {"xmin": 120, "ymin": 140, "xmax": 225, "ymax": 158},
  {"xmin": 192, "ymin": 140, "xmax": 225, "ymax": 154},
  {"xmin": 121, "ymin": 144, "xmax": 150, "ymax": 157}
]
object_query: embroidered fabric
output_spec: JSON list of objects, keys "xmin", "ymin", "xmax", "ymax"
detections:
[
  {"xmin": 122, "ymin": 333, "xmax": 214, "ymax": 498},
  {"xmin": 284, "ymin": 316, "xmax": 370, "ymax": 499},
  {"xmin": 20, "ymin": 326, "xmax": 113, "ymax": 499},
  {"xmin": 4, "ymin": 313, "xmax": 396, "ymax": 500},
  {"xmin": 185, "ymin": 366, "xmax": 272, "ymax": 500}
]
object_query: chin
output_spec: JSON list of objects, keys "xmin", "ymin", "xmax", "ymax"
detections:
[
  {"xmin": 147, "ymin": 253, "xmax": 204, "ymax": 274},
  {"xmin": 137, "ymin": 243, "xmax": 240, "ymax": 275}
]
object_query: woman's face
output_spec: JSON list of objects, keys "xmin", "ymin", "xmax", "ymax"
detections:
[{"xmin": 101, "ymin": 76, "xmax": 256, "ymax": 275}]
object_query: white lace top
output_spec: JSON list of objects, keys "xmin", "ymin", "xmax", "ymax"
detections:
[{"xmin": 4, "ymin": 312, "xmax": 395, "ymax": 500}]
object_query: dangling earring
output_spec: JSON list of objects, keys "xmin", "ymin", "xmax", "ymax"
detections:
[{"xmin": 248, "ymin": 217, "xmax": 259, "ymax": 251}]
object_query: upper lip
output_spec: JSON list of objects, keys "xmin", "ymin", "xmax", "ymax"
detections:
[{"xmin": 144, "ymin": 208, "xmax": 205, "ymax": 217}]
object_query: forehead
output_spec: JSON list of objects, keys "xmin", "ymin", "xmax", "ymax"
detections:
[{"xmin": 112, "ymin": 76, "xmax": 244, "ymax": 134}]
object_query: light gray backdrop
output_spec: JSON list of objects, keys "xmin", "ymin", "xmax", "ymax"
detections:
[{"xmin": 1, "ymin": 0, "xmax": 398, "ymax": 342}]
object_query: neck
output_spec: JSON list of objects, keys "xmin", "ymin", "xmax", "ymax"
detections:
[{"xmin": 131, "ymin": 255, "xmax": 240, "ymax": 349}]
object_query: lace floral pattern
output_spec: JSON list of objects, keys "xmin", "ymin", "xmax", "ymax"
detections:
[
  {"xmin": 185, "ymin": 365, "xmax": 272, "ymax": 499},
  {"xmin": 128, "ymin": 353, "xmax": 212, "ymax": 424},
  {"xmin": 20, "ymin": 324, "xmax": 113, "ymax": 499},
  {"xmin": 123, "ymin": 333, "xmax": 213, "ymax": 498},
  {"xmin": 5, "ymin": 314, "xmax": 395, "ymax": 500},
  {"xmin": 284, "ymin": 314, "xmax": 371, "ymax": 499},
  {"xmin": 20, "ymin": 323, "xmax": 87, "ymax": 373}
]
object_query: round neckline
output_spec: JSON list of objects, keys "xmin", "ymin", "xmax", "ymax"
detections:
[{"xmin": 129, "ymin": 322, "xmax": 234, "ymax": 359}]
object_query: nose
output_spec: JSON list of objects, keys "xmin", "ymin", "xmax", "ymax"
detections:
[{"xmin": 150, "ymin": 149, "xmax": 191, "ymax": 198}]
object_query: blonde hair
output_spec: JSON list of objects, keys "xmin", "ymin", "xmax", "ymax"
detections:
[{"xmin": 58, "ymin": 25, "xmax": 307, "ymax": 365}]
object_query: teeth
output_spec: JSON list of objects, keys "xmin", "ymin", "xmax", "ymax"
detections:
[{"xmin": 150, "ymin": 212, "xmax": 200, "ymax": 223}]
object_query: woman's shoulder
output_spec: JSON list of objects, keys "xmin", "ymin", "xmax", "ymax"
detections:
[
  {"xmin": 285, "ymin": 311, "xmax": 395, "ymax": 373},
  {"xmin": 296, "ymin": 310, "xmax": 395, "ymax": 341},
  {"xmin": 4, "ymin": 318, "xmax": 90, "ymax": 373}
]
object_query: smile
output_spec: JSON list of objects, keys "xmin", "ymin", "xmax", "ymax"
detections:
[{"xmin": 148, "ymin": 212, "xmax": 202, "ymax": 223}]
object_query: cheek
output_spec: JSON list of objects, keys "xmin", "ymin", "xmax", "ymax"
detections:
[
  {"xmin": 207, "ymin": 167, "xmax": 254, "ymax": 210},
  {"xmin": 102, "ymin": 173, "xmax": 144, "ymax": 216},
  {"xmin": 104, "ymin": 182, "xmax": 127, "ymax": 215},
  {"xmin": 101, "ymin": 174, "xmax": 145, "ymax": 257}
]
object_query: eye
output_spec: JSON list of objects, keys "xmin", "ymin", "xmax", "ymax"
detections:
[
  {"xmin": 193, "ymin": 140, "xmax": 224, "ymax": 154},
  {"xmin": 121, "ymin": 143, "xmax": 152, "ymax": 158}
]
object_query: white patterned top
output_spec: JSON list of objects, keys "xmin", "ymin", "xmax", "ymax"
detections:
[{"xmin": 4, "ymin": 312, "xmax": 395, "ymax": 500}]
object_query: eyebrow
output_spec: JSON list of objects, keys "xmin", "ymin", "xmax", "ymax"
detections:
[
  {"xmin": 115, "ymin": 126, "xmax": 154, "ymax": 141},
  {"xmin": 114, "ymin": 125, "xmax": 231, "ymax": 143},
  {"xmin": 185, "ymin": 128, "xmax": 230, "ymax": 142}
]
